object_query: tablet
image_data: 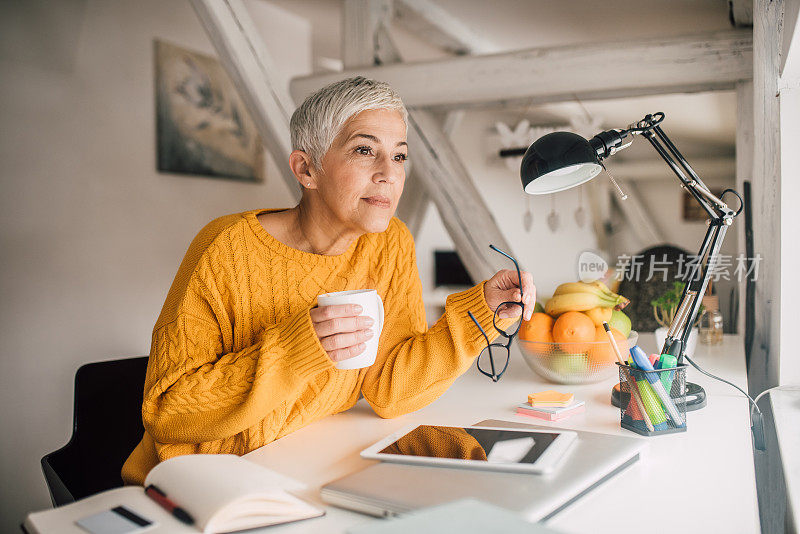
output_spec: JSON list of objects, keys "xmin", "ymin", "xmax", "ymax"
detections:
[{"xmin": 361, "ymin": 424, "xmax": 577, "ymax": 475}]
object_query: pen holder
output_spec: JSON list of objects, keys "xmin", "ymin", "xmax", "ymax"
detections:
[{"xmin": 616, "ymin": 363, "xmax": 687, "ymax": 436}]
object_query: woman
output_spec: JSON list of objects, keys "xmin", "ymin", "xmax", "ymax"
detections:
[{"xmin": 122, "ymin": 77, "xmax": 535, "ymax": 485}]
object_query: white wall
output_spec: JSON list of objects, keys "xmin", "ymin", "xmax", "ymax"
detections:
[{"xmin": 0, "ymin": 1, "xmax": 309, "ymax": 529}]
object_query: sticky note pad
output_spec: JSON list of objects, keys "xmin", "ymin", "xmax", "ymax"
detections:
[{"xmin": 528, "ymin": 390, "xmax": 573, "ymax": 407}]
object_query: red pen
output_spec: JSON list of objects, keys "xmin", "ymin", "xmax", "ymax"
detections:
[{"xmin": 145, "ymin": 484, "xmax": 194, "ymax": 525}]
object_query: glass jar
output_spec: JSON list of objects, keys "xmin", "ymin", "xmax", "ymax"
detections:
[{"xmin": 699, "ymin": 308, "xmax": 724, "ymax": 345}]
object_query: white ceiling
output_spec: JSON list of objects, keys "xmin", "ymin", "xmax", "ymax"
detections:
[{"xmin": 265, "ymin": 0, "xmax": 741, "ymax": 157}]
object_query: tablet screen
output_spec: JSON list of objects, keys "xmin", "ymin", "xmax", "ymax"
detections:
[{"xmin": 378, "ymin": 425, "xmax": 561, "ymax": 464}]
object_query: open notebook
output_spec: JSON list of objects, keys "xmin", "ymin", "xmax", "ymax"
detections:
[{"xmin": 24, "ymin": 454, "xmax": 324, "ymax": 534}]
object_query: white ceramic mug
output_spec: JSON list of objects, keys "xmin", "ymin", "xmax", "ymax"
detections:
[{"xmin": 317, "ymin": 289, "xmax": 384, "ymax": 370}]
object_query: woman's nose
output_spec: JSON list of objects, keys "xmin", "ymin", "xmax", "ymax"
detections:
[{"xmin": 373, "ymin": 155, "xmax": 402, "ymax": 184}]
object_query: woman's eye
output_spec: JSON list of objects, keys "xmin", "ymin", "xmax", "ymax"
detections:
[
  {"xmin": 394, "ymin": 153, "xmax": 408, "ymax": 162},
  {"xmin": 355, "ymin": 146, "xmax": 373, "ymax": 155}
]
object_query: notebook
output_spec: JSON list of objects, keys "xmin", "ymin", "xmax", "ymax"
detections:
[{"xmin": 24, "ymin": 454, "xmax": 324, "ymax": 534}]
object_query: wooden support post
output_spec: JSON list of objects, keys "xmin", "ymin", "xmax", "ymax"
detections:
[
  {"xmin": 190, "ymin": 0, "xmax": 301, "ymax": 201},
  {"xmin": 750, "ymin": 0, "xmax": 782, "ymax": 394},
  {"xmin": 397, "ymin": 110, "xmax": 463, "ymax": 236},
  {"xmin": 735, "ymin": 80, "xmax": 753, "ymax": 337}
]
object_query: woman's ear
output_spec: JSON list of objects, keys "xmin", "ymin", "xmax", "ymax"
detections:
[{"xmin": 289, "ymin": 150, "xmax": 317, "ymax": 189}]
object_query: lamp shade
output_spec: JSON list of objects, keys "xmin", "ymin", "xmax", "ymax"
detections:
[{"xmin": 520, "ymin": 131, "xmax": 602, "ymax": 194}]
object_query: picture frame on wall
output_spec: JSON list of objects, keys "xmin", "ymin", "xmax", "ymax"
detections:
[
  {"xmin": 682, "ymin": 188, "xmax": 724, "ymax": 221},
  {"xmin": 154, "ymin": 39, "xmax": 264, "ymax": 182}
]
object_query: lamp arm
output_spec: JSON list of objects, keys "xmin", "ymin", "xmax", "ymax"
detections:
[{"xmin": 586, "ymin": 114, "xmax": 739, "ymax": 361}]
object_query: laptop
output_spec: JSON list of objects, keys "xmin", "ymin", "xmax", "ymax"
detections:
[{"xmin": 321, "ymin": 419, "xmax": 646, "ymax": 522}]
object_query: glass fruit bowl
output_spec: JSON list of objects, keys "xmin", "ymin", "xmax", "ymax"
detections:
[{"xmin": 519, "ymin": 331, "xmax": 639, "ymax": 384}]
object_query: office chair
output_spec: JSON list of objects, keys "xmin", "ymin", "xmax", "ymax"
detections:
[{"xmin": 41, "ymin": 356, "xmax": 148, "ymax": 506}]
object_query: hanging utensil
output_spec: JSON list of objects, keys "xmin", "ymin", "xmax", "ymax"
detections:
[
  {"xmin": 523, "ymin": 195, "xmax": 533, "ymax": 232},
  {"xmin": 574, "ymin": 186, "xmax": 587, "ymax": 228},
  {"xmin": 547, "ymin": 195, "xmax": 560, "ymax": 233}
]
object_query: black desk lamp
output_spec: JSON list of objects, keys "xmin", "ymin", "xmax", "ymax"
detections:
[{"xmin": 518, "ymin": 112, "xmax": 743, "ymax": 411}]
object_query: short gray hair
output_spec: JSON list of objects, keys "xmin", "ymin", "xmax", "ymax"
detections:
[{"xmin": 290, "ymin": 76, "xmax": 408, "ymax": 169}]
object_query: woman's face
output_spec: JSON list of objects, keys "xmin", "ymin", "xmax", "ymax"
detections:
[{"xmin": 313, "ymin": 108, "xmax": 408, "ymax": 234}]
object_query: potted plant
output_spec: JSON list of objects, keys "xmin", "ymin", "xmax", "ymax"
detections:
[{"xmin": 651, "ymin": 281, "xmax": 701, "ymax": 357}]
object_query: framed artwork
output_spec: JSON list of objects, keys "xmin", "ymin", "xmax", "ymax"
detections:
[
  {"xmin": 682, "ymin": 188, "xmax": 724, "ymax": 221},
  {"xmin": 154, "ymin": 39, "xmax": 264, "ymax": 182}
]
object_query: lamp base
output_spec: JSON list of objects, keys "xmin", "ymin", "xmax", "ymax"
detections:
[{"xmin": 611, "ymin": 381, "xmax": 707, "ymax": 411}]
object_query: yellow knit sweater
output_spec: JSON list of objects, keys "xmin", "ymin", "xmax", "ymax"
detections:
[{"xmin": 121, "ymin": 208, "xmax": 507, "ymax": 485}]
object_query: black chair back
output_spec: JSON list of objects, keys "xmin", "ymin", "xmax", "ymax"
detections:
[{"xmin": 41, "ymin": 356, "xmax": 148, "ymax": 506}]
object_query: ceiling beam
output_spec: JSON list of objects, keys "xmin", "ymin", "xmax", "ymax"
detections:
[
  {"xmin": 393, "ymin": 0, "xmax": 499, "ymax": 55},
  {"xmin": 291, "ymin": 30, "xmax": 753, "ymax": 110},
  {"xmin": 190, "ymin": 0, "xmax": 301, "ymax": 201}
]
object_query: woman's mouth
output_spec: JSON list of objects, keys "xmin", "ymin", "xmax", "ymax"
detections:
[{"xmin": 361, "ymin": 196, "xmax": 392, "ymax": 209}]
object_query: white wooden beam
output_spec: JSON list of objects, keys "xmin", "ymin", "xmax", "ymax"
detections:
[
  {"xmin": 190, "ymin": 0, "xmax": 301, "ymax": 201},
  {"xmin": 291, "ymin": 30, "xmax": 753, "ymax": 110},
  {"xmin": 394, "ymin": 0, "xmax": 499, "ymax": 55},
  {"xmin": 396, "ymin": 110, "xmax": 462, "ymax": 235},
  {"xmin": 406, "ymin": 111, "xmax": 515, "ymax": 280},
  {"xmin": 613, "ymin": 179, "xmax": 664, "ymax": 247}
]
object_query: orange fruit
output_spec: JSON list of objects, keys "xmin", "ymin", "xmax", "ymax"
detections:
[
  {"xmin": 588, "ymin": 325, "xmax": 628, "ymax": 365},
  {"xmin": 552, "ymin": 311, "xmax": 596, "ymax": 352},
  {"xmin": 519, "ymin": 312, "xmax": 554, "ymax": 343}
]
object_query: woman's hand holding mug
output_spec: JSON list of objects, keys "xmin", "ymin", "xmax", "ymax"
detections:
[
  {"xmin": 310, "ymin": 304, "xmax": 374, "ymax": 363},
  {"xmin": 313, "ymin": 289, "xmax": 385, "ymax": 369}
]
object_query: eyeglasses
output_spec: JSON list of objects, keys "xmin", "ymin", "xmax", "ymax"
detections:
[{"xmin": 468, "ymin": 244, "xmax": 524, "ymax": 382}]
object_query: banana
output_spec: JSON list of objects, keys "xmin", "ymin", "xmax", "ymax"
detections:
[
  {"xmin": 588, "ymin": 280, "xmax": 614, "ymax": 295},
  {"xmin": 545, "ymin": 292, "xmax": 618, "ymax": 316},
  {"xmin": 553, "ymin": 282, "xmax": 616, "ymax": 300},
  {"xmin": 549, "ymin": 281, "xmax": 629, "ymax": 314}
]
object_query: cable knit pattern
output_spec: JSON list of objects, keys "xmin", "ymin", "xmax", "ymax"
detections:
[{"xmin": 121, "ymin": 208, "xmax": 508, "ymax": 485}]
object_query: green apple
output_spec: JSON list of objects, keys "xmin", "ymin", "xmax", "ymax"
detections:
[
  {"xmin": 550, "ymin": 352, "xmax": 588, "ymax": 375},
  {"xmin": 533, "ymin": 301, "xmax": 545, "ymax": 314},
  {"xmin": 608, "ymin": 310, "xmax": 632, "ymax": 337}
]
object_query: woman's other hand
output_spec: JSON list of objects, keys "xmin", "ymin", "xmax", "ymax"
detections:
[
  {"xmin": 484, "ymin": 269, "xmax": 536, "ymax": 321},
  {"xmin": 311, "ymin": 304, "xmax": 375, "ymax": 363}
]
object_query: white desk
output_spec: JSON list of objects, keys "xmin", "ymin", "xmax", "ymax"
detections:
[{"xmin": 245, "ymin": 334, "xmax": 760, "ymax": 533}]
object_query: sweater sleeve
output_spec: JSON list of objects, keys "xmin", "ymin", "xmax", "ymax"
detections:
[
  {"xmin": 360, "ymin": 222, "xmax": 515, "ymax": 418},
  {"xmin": 142, "ymin": 305, "xmax": 333, "ymax": 444},
  {"xmin": 141, "ymin": 228, "xmax": 335, "ymax": 445}
]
